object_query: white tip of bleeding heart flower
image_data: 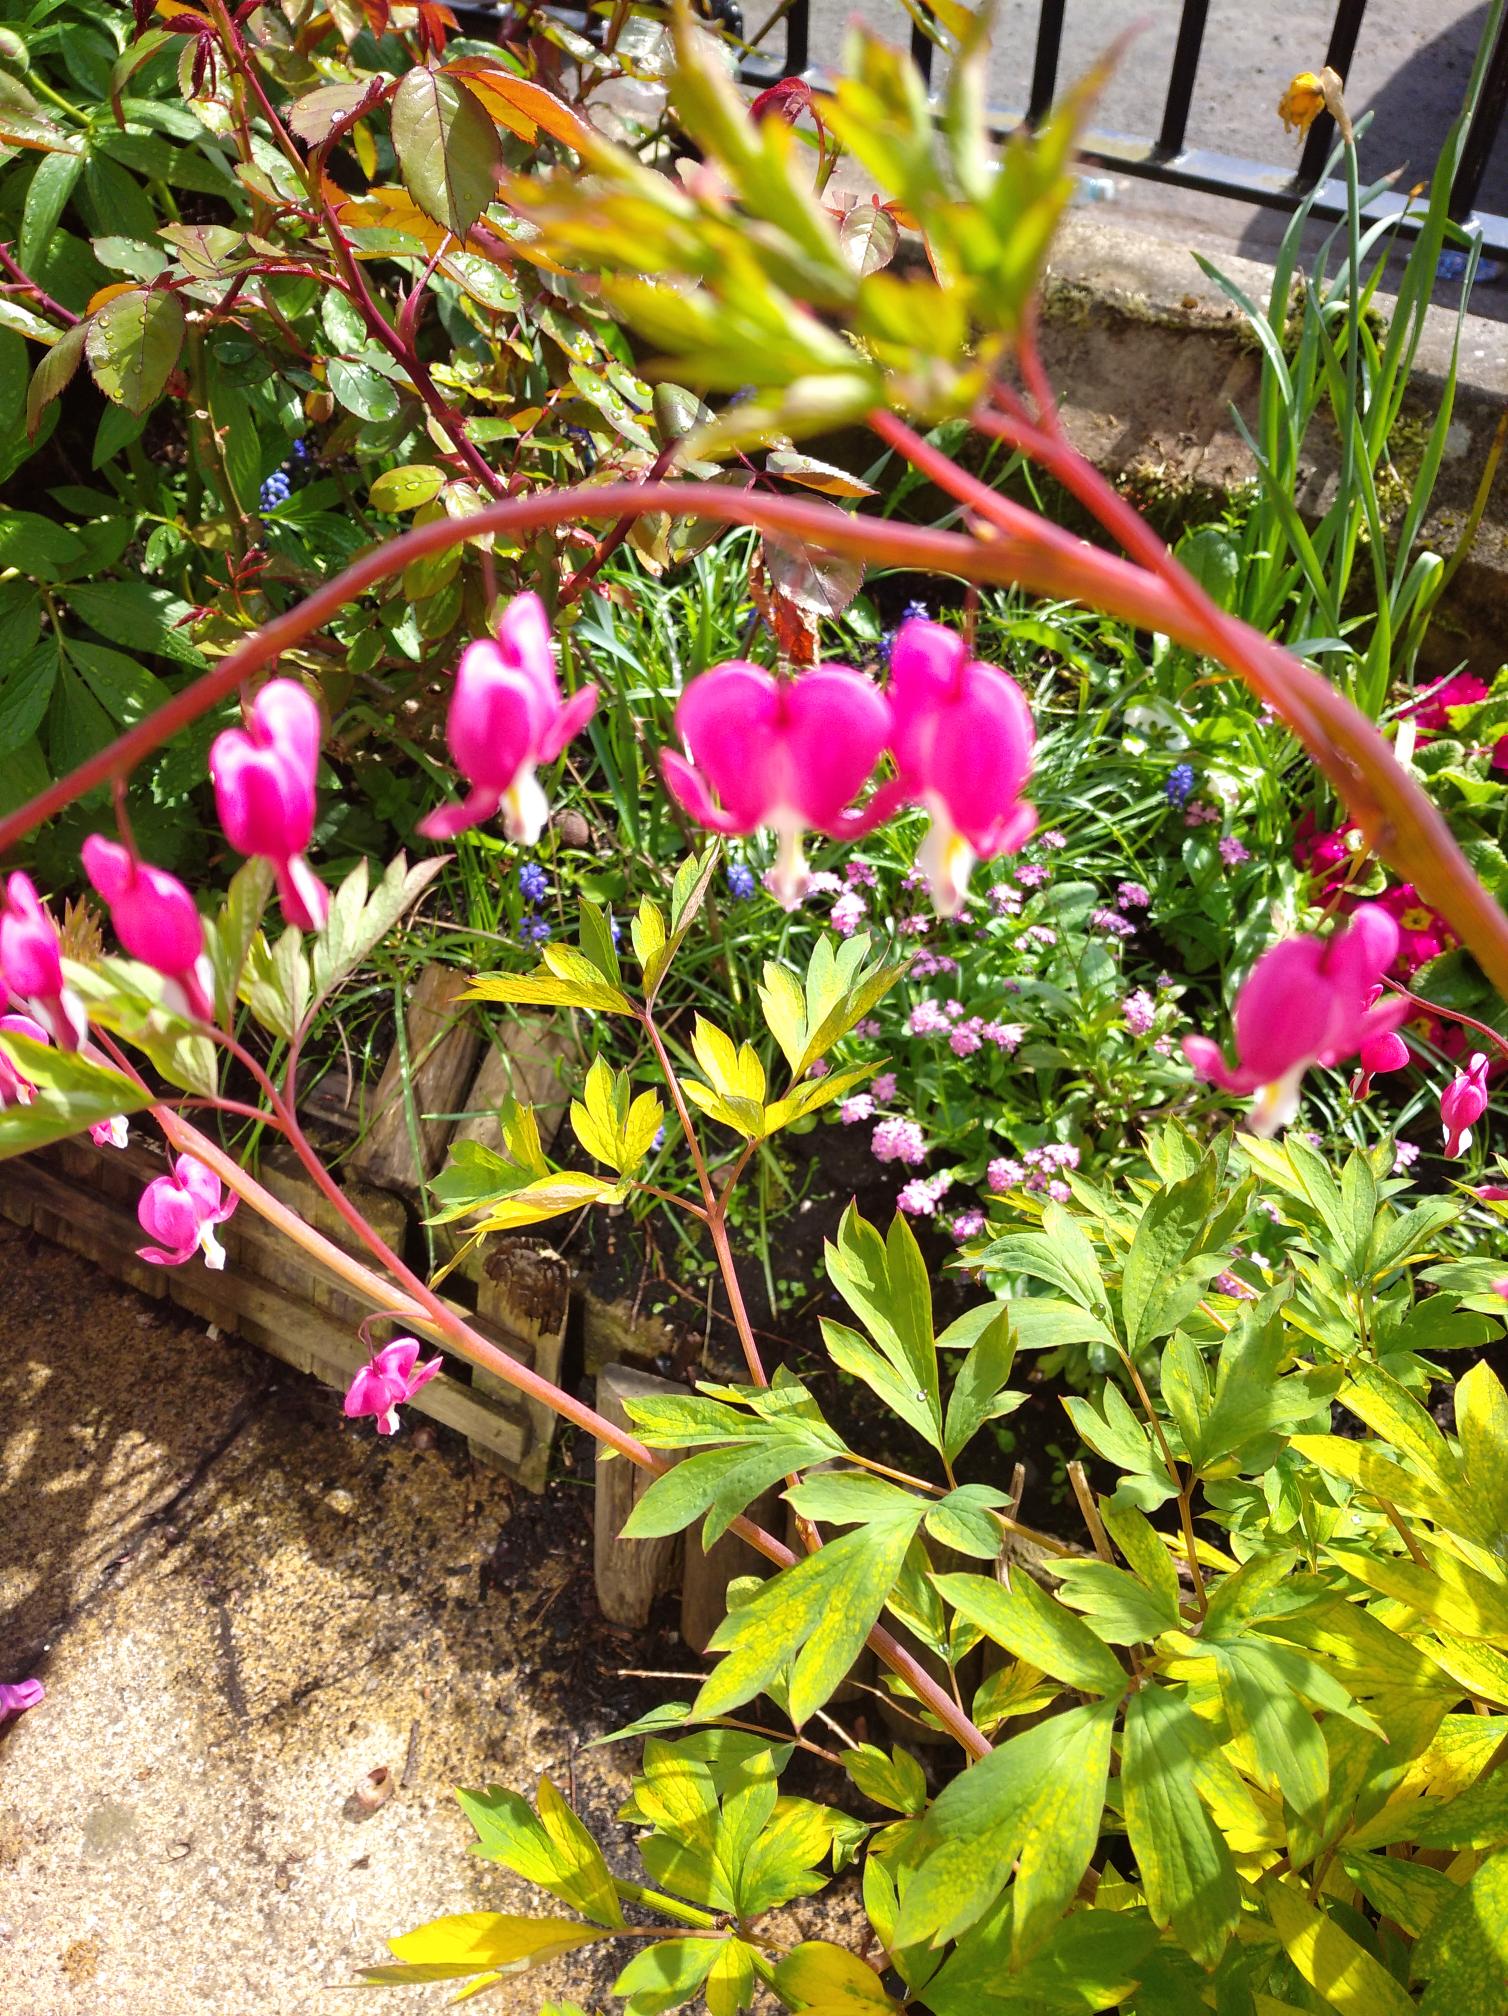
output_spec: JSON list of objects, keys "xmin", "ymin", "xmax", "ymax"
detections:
[
  {"xmin": 502, "ymin": 767, "xmax": 549, "ymax": 848},
  {"xmin": 1247, "ymin": 1066, "xmax": 1307, "ymax": 1139},
  {"xmin": 768, "ymin": 824, "xmax": 810, "ymax": 911},
  {"xmin": 918, "ymin": 820, "xmax": 975, "ymax": 920}
]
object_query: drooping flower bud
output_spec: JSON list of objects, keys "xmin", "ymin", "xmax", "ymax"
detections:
[
  {"xmin": 1441, "ymin": 1053, "xmax": 1491, "ymax": 1159},
  {"xmin": 0, "ymin": 1011, "xmax": 48, "ymax": 1108},
  {"xmin": 210, "ymin": 679, "xmax": 329, "ymax": 930},
  {"xmin": 0, "ymin": 873, "xmax": 86, "ymax": 1050},
  {"xmin": 81, "ymin": 836, "xmax": 214, "ymax": 1023},
  {"xmin": 419, "ymin": 594, "xmax": 597, "ymax": 845}
]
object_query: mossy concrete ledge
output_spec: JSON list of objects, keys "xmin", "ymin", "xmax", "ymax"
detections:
[{"xmin": 1033, "ymin": 212, "xmax": 1508, "ymax": 673}]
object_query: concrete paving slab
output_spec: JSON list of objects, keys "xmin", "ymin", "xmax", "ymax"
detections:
[{"xmin": 0, "ymin": 1236, "xmax": 667, "ymax": 2016}]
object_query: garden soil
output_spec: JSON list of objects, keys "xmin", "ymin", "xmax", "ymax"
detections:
[{"xmin": 0, "ymin": 1226, "xmax": 871, "ymax": 2015}]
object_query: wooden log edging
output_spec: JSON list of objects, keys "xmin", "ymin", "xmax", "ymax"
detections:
[{"xmin": 0, "ymin": 1134, "xmax": 536, "ymax": 1476}]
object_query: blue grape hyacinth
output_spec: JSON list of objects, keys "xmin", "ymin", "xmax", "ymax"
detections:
[
  {"xmin": 517, "ymin": 861, "xmax": 550, "ymax": 904},
  {"xmin": 726, "ymin": 863, "xmax": 757, "ymax": 901},
  {"xmin": 1166, "ymin": 761, "xmax": 1196, "ymax": 806},
  {"xmin": 259, "ymin": 469, "xmax": 292, "ymax": 514}
]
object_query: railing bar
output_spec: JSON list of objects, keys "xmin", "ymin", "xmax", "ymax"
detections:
[
  {"xmin": 910, "ymin": 3, "xmax": 934, "ymax": 88},
  {"xmin": 1157, "ymin": 0, "xmax": 1210, "ymax": 158},
  {"xmin": 1450, "ymin": 12, "xmax": 1508, "ymax": 217},
  {"xmin": 783, "ymin": 0, "xmax": 808, "ymax": 78},
  {"xmin": 1297, "ymin": 0, "xmax": 1370, "ymax": 188},
  {"xmin": 1027, "ymin": 0, "xmax": 1066, "ymax": 128}
]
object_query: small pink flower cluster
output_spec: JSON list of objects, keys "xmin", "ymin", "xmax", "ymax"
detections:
[
  {"xmin": 987, "ymin": 1156, "xmax": 1024, "ymax": 1191},
  {"xmin": 1023, "ymin": 1142, "xmax": 1079, "ymax": 1201},
  {"xmin": 830, "ymin": 890, "xmax": 867, "ymax": 937},
  {"xmin": 1014, "ymin": 862, "xmax": 1050, "ymax": 888},
  {"xmin": 839, "ymin": 1093, "xmax": 874, "ymax": 1124},
  {"xmin": 950, "ymin": 1208, "xmax": 987, "ymax": 1242},
  {"xmin": 1116, "ymin": 882, "xmax": 1150, "ymax": 910},
  {"xmin": 909, "ymin": 951, "xmax": 959, "ymax": 979},
  {"xmin": 988, "ymin": 883, "xmax": 1022, "ymax": 916},
  {"xmin": 872, "ymin": 1116, "xmax": 927, "ymax": 1165},
  {"xmin": 845, "ymin": 860, "xmax": 877, "ymax": 888},
  {"xmin": 1123, "ymin": 989, "xmax": 1157, "ymax": 1035},
  {"xmin": 897, "ymin": 1170, "xmax": 953, "ymax": 1216},
  {"xmin": 1092, "ymin": 909, "xmax": 1137, "ymax": 939},
  {"xmin": 1184, "ymin": 802, "xmax": 1220, "ymax": 828},
  {"xmin": 909, "ymin": 999, "xmax": 951, "ymax": 1036},
  {"xmin": 1022, "ymin": 923, "xmax": 1057, "ymax": 948},
  {"xmin": 1213, "ymin": 1269, "xmax": 1258, "ymax": 1300},
  {"xmin": 1218, "ymin": 835, "xmax": 1250, "ymax": 866}
]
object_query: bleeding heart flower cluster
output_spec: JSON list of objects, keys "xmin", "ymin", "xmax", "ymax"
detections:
[{"xmin": 662, "ymin": 617, "xmax": 1035, "ymax": 915}]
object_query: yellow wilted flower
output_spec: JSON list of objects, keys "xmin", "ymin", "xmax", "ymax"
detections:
[
  {"xmin": 1278, "ymin": 72, "xmax": 1325, "ymax": 136},
  {"xmin": 1278, "ymin": 66, "xmax": 1353, "ymax": 145}
]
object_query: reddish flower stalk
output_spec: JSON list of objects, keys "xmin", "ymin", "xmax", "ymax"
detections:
[{"xmin": 3, "ymin": 463, "xmax": 1505, "ymax": 999}]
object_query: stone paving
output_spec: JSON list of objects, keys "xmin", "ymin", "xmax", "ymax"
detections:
[{"xmin": 0, "ymin": 1227, "xmax": 649, "ymax": 2015}]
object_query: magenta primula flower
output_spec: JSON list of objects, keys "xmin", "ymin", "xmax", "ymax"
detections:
[
  {"xmin": 1183, "ymin": 904, "xmax": 1405, "ymax": 1136},
  {"xmin": 210, "ymin": 679, "xmax": 328, "ymax": 931},
  {"xmin": 419, "ymin": 594, "xmax": 597, "ymax": 844},
  {"xmin": 0, "ymin": 873, "xmax": 85, "ymax": 1050},
  {"xmin": 344, "ymin": 1338, "xmax": 442, "ymax": 1436},
  {"xmin": 661, "ymin": 660, "xmax": 891, "ymax": 907},
  {"xmin": 1441, "ymin": 1053, "xmax": 1491, "ymax": 1158},
  {"xmin": 82, "ymin": 837, "xmax": 214, "ymax": 1023},
  {"xmin": 137, "ymin": 1154, "xmax": 238, "ymax": 1270},
  {"xmin": 878, "ymin": 619, "xmax": 1036, "ymax": 916},
  {"xmin": 0, "ymin": 1011, "xmax": 47, "ymax": 1107}
]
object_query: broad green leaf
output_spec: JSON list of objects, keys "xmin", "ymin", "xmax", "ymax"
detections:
[
  {"xmin": 1349, "ymin": 1769, "xmax": 1508, "ymax": 1852},
  {"xmin": 457, "ymin": 1779, "xmax": 624, "ymax": 1926},
  {"xmin": 25, "ymin": 314, "xmax": 86, "ymax": 437},
  {"xmin": 612, "ymin": 1935, "xmax": 719, "ymax": 2016},
  {"xmin": 623, "ymin": 1439, "xmax": 818, "ymax": 1545},
  {"xmin": 1414, "ymin": 1847, "xmax": 1508, "ymax": 2013},
  {"xmin": 942, "ymin": 1309, "xmax": 1022, "ymax": 1464},
  {"xmin": 1099, "ymin": 1499, "xmax": 1181, "ymax": 1616},
  {"xmin": 825, "ymin": 1206, "xmax": 941, "ymax": 1449},
  {"xmin": 64, "ymin": 580, "xmax": 205, "ymax": 668},
  {"xmin": 0, "ymin": 641, "xmax": 57, "ymax": 757},
  {"xmin": 207, "ymin": 858, "xmax": 275, "ymax": 1020},
  {"xmin": 704, "ymin": 1938, "xmax": 757, "ymax": 2016},
  {"xmin": 1063, "ymin": 1386, "xmax": 1177, "ymax": 1511},
  {"xmin": 697, "ymin": 1511, "xmax": 922, "ymax": 1727},
  {"xmin": 841, "ymin": 1744, "xmax": 927, "ymax": 1817},
  {"xmin": 0, "ymin": 1033, "xmax": 146, "ymax": 1159},
  {"xmin": 783, "ymin": 1470, "xmax": 917, "ymax": 1526},
  {"xmin": 774, "ymin": 1940, "xmax": 893, "ymax": 2008},
  {"xmin": 370, "ymin": 1910, "xmax": 606, "ymax": 1983},
  {"xmin": 920, "ymin": 1903, "xmax": 1158, "ymax": 2016},
  {"xmin": 1120, "ymin": 1156, "xmax": 1216, "ymax": 1351},
  {"xmin": 465, "ymin": 965, "xmax": 631, "ymax": 1014},
  {"xmin": 1341, "ymin": 1852, "xmax": 1458, "ymax": 1941},
  {"xmin": 924, "ymin": 1484, "xmax": 1012, "ymax": 1561},
  {"xmin": 65, "ymin": 639, "xmax": 169, "ymax": 728},
  {"xmin": 933, "ymin": 1571, "xmax": 1127, "ymax": 1698},
  {"xmin": 1051, "ymin": 1559, "xmax": 1177, "ymax": 1646},
  {"xmin": 1122, "ymin": 1686, "xmax": 1240, "ymax": 1965},
  {"xmin": 391, "ymin": 67, "xmax": 502, "ymax": 240},
  {"xmin": 1263, "ymin": 1877, "xmax": 1415, "ymax": 2016},
  {"xmin": 577, "ymin": 899, "xmax": 622, "ymax": 987},
  {"xmin": 821, "ymin": 1318, "xmax": 939, "ymax": 1450},
  {"xmin": 369, "ymin": 462, "xmax": 447, "ymax": 512},
  {"xmin": 1456, "ymin": 1359, "xmax": 1508, "ymax": 1539},
  {"xmin": 896, "ymin": 1698, "xmax": 1117, "ymax": 1953},
  {"xmin": 310, "ymin": 855, "xmax": 445, "ymax": 1005},
  {"xmin": 473, "ymin": 1169, "xmax": 617, "ymax": 1231},
  {"xmin": 84, "ymin": 287, "xmax": 184, "ymax": 412}
]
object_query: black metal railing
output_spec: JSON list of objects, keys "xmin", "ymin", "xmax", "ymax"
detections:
[
  {"xmin": 467, "ymin": 0, "xmax": 1508, "ymax": 256},
  {"xmin": 768, "ymin": 0, "xmax": 1508, "ymax": 257}
]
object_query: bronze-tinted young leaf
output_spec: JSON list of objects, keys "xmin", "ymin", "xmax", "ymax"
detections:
[{"xmin": 391, "ymin": 67, "xmax": 501, "ymax": 241}]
